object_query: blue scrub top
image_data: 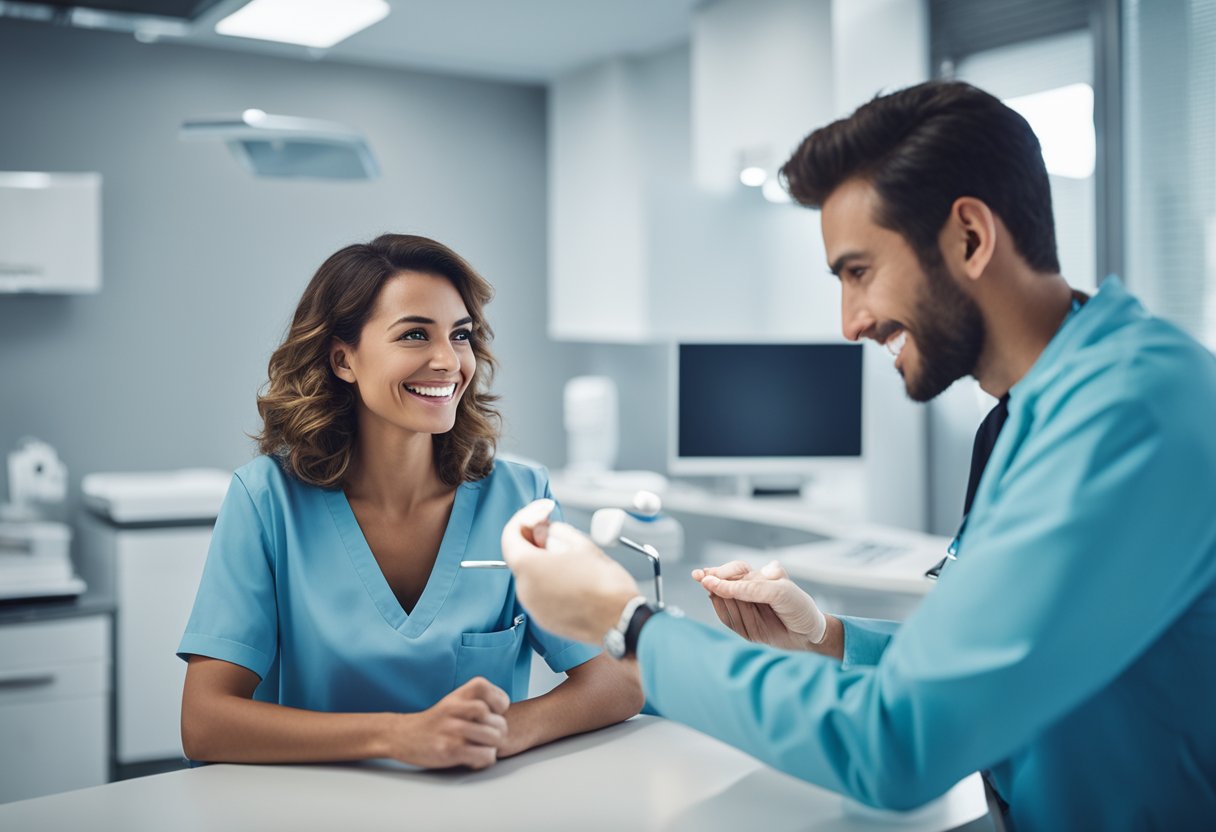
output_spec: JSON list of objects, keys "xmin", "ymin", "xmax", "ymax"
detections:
[
  {"xmin": 178, "ymin": 456, "xmax": 598, "ymax": 714},
  {"xmin": 636, "ymin": 278, "xmax": 1216, "ymax": 830}
]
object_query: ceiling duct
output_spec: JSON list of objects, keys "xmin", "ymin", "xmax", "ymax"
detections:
[
  {"xmin": 0, "ymin": 0, "xmax": 226, "ymax": 38},
  {"xmin": 179, "ymin": 109, "xmax": 380, "ymax": 181}
]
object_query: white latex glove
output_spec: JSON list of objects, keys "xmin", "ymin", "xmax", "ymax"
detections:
[
  {"xmin": 501, "ymin": 499, "xmax": 641, "ymax": 644},
  {"xmin": 693, "ymin": 560, "xmax": 828, "ymax": 650}
]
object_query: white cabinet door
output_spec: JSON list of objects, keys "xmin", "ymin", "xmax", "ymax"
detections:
[
  {"xmin": 0, "ymin": 172, "xmax": 101, "ymax": 294},
  {"xmin": 0, "ymin": 616, "xmax": 110, "ymax": 803},
  {"xmin": 115, "ymin": 527, "xmax": 210, "ymax": 763}
]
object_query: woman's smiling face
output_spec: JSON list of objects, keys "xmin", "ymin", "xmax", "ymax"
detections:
[{"xmin": 331, "ymin": 270, "xmax": 476, "ymax": 437}]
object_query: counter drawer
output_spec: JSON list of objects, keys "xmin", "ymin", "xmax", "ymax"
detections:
[
  {"xmin": 0, "ymin": 657, "xmax": 108, "ymax": 706},
  {"xmin": 0, "ymin": 614, "xmax": 110, "ymax": 803},
  {"xmin": 0, "ymin": 617, "xmax": 108, "ymax": 671},
  {"xmin": 0, "ymin": 691, "xmax": 108, "ymax": 802}
]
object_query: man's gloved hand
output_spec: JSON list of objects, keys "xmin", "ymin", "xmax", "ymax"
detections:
[{"xmin": 693, "ymin": 560, "xmax": 829, "ymax": 651}]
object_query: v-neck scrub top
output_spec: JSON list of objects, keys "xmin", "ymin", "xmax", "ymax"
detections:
[{"xmin": 178, "ymin": 456, "xmax": 598, "ymax": 715}]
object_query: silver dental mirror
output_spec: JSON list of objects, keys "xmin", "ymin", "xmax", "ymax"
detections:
[
  {"xmin": 462, "ymin": 491, "xmax": 667, "ymax": 606},
  {"xmin": 590, "ymin": 490, "xmax": 665, "ymax": 608}
]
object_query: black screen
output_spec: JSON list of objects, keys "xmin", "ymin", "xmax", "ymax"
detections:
[{"xmin": 677, "ymin": 343, "xmax": 863, "ymax": 458}]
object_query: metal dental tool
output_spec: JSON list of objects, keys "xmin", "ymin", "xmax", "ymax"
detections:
[
  {"xmin": 590, "ymin": 490, "xmax": 665, "ymax": 608},
  {"xmin": 461, "ymin": 492, "xmax": 668, "ymax": 608}
]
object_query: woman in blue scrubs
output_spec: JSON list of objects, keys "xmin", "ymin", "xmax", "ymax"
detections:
[{"xmin": 177, "ymin": 234, "xmax": 643, "ymax": 769}]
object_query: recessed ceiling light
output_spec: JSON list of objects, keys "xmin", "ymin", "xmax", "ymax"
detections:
[
  {"xmin": 762, "ymin": 178, "xmax": 791, "ymax": 203},
  {"xmin": 215, "ymin": 0, "xmax": 390, "ymax": 49},
  {"xmin": 739, "ymin": 166, "xmax": 767, "ymax": 187}
]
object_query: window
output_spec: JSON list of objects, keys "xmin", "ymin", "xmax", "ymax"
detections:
[
  {"xmin": 955, "ymin": 30, "xmax": 1098, "ymax": 292},
  {"xmin": 1124, "ymin": 0, "xmax": 1216, "ymax": 348}
]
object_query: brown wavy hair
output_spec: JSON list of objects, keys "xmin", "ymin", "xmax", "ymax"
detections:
[{"xmin": 255, "ymin": 234, "xmax": 500, "ymax": 489}]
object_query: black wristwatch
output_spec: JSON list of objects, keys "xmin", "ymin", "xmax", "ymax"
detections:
[{"xmin": 603, "ymin": 595, "xmax": 659, "ymax": 659}]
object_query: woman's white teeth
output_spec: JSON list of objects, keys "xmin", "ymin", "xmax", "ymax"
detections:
[
  {"xmin": 886, "ymin": 330, "xmax": 908, "ymax": 358},
  {"xmin": 406, "ymin": 384, "xmax": 456, "ymax": 397}
]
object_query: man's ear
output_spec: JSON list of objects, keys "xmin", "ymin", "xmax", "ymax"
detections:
[
  {"xmin": 330, "ymin": 341, "xmax": 356, "ymax": 383},
  {"xmin": 947, "ymin": 196, "xmax": 997, "ymax": 281}
]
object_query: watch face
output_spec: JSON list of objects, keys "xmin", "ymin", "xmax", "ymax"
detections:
[{"xmin": 603, "ymin": 628, "xmax": 626, "ymax": 659}]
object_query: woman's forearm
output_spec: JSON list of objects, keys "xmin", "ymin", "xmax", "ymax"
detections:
[
  {"xmin": 181, "ymin": 656, "xmax": 635, "ymax": 765},
  {"xmin": 182, "ymin": 692, "xmax": 397, "ymax": 764},
  {"xmin": 499, "ymin": 655, "xmax": 644, "ymax": 757}
]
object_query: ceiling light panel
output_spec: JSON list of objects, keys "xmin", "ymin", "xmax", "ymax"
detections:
[{"xmin": 215, "ymin": 0, "xmax": 390, "ymax": 49}]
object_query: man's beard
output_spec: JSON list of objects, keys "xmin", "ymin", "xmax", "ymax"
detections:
[{"xmin": 901, "ymin": 260, "xmax": 986, "ymax": 403}]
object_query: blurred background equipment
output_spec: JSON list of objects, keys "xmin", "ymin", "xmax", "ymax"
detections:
[
  {"xmin": 563, "ymin": 375, "xmax": 619, "ymax": 475},
  {"xmin": 3, "ymin": 437, "xmax": 68, "ymax": 520},
  {"xmin": 0, "ymin": 438, "xmax": 83, "ymax": 601}
]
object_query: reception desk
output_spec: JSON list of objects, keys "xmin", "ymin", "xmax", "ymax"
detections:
[{"xmin": 0, "ymin": 716, "xmax": 990, "ymax": 831}]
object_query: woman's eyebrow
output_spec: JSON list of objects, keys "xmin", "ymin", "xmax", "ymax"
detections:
[{"xmin": 387, "ymin": 315, "xmax": 474, "ymax": 331}]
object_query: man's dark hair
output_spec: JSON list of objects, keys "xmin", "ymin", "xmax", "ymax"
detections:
[{"xmin": 780, "ymin": 80, "xmax": 1060, "ymax": 274}]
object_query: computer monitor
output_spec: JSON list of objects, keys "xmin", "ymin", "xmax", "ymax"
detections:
[{"xmin": 668, "ymin": 342, "xmax": 863, "ymax": 489}]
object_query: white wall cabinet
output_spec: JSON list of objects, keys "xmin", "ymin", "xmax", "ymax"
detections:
[
  {"xmin": 0, "ymin": 616, "xmax": 110, "ymax": 803},
  {"xmin": 548, "ymin": 47, "xmax": 839, "ymax": 344},
  {"xmin": 691, "ymin": 0, "xmax": 834, "ymax": 193},
  {"xmin": 0, "ymin": 172, "xmax": 101, "ymax": 294},
  {"xmin": 78, "ymin": 516, "xmax": 211, "ymax": 764}
]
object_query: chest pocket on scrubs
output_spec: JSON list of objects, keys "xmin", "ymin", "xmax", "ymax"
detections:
[{"xmin": 453, "ymin": 613, "xmax": 527, "ymax": 697}]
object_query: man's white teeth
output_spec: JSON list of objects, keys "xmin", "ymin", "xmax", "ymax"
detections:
[
  {"xmin": 886, "ymin": 330, "xmax": 908, "ymax": 358},
  {"xmin": 406, "ymin": 384, "xmax": 456, "ymax": 397}
]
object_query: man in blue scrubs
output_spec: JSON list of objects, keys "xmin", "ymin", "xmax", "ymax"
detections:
[{"xmin": 501, "ymin": 81, "xmax": 1216, "ymax": 830}]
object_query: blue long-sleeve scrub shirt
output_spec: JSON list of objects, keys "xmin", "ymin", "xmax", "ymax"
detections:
[{"xmin": 637, "ymin": 278, "xmax": 1216, "ymax": 830}]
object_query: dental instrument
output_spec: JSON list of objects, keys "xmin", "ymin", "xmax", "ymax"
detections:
[
  {"xmin": 590, "ymin": 491, "xmax": 665, "ymax": 607},
  {"xmin": 461, "ymin": 491, "xmax": 668, "ymax": 606}
]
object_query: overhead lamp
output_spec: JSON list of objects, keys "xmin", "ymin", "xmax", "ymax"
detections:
[
  {"xmin": 179, "ymin": 109, "xmax": 380, "ymax": 181},
  {"xmin": 215, "ymin": 0, "xmax": 390, "ymax": 49}
]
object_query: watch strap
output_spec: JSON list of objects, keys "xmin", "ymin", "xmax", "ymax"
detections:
[
  {"xmin": 622, "ymin": 601, "xmax": 658, "ymax": 658},
  {"xmin": 613, "ymin": 595, "xmax": 649, "ymax": 634},
  {"xmin": 604, "ymin": 595, "xmax": 648, "ymax": 660}
]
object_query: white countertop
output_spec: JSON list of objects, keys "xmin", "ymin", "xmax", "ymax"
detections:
[{"xmin": 0, "ymin": 716, "xmax": 989, "ymax": 831}]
